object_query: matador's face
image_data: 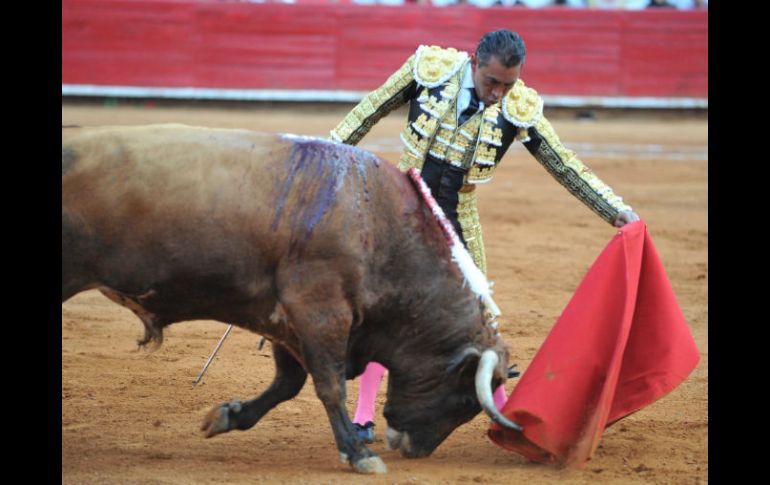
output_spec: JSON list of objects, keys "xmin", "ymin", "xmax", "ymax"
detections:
[{"xmin": 471, "ymin": 55, "xmax": 522, "ymax": 107}]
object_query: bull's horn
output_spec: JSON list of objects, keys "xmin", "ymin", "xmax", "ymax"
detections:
[{"xmin": 475, "ymin": 350, "xmax": 523, "ymax": 432}]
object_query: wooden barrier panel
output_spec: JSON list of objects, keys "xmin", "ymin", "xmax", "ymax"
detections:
[{"xmin": 62, "ymin": 0, "xmax": 707, "ymax": 98}]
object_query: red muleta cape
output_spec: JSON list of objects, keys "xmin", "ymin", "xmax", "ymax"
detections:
[{"xmin": 488, "ymin": 221, "xmax": 700, "ymax": 467}]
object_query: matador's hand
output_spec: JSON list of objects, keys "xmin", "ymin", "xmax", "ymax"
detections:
[{"xmin": 613, "ymin": 210, "xmax": 641, "ymax": 228}]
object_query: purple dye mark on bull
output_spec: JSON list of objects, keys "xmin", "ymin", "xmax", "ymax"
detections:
[{"xmin": 271, "ymin": 138, "xmax": 378, "ymax": 246}]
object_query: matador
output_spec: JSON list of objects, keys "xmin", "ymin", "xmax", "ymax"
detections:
[{"xmin": 329, "ymin": 30, "xmax": 640, "ymax": 443}]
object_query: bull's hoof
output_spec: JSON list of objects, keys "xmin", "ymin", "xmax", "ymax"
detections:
[
  {"xmin": 200, "ymin": 400, "xmax": 241, "ymax": 438},
  {"xmin": 352, "ymin": 455, "xmax": 387, "ymax": 474}
]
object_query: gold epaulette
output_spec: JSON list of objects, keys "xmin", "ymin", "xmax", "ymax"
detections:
[
  {"xmin": 502, "ymin": 79, "xmax": 544, "ymax": 129},
  {"xmin": 413, "ymin": 45, "xmax": 469, "ymax": 88}
]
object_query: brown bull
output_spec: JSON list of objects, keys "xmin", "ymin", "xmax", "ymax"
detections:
[{"xmin": 61, "ymin": 124, "xmax": 517, "ymax": 474}]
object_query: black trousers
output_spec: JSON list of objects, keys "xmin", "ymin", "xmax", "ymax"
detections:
[{"xmin": 419, "ymin": 156, "xmax": 468, "ymax": 248}]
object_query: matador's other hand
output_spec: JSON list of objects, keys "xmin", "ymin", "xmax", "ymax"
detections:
[{"xmin": 613, "ymin": 210, "xmax": 641, "ymax": 228}]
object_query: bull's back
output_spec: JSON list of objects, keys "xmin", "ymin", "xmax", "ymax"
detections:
[
  {"xmin": 62, "ymin": 124, "xmax": 410, "ymax": 248},
  {"xmin": 61, "ymin": 124, "xmax": 419, "ymax": 302},
  {"xmin": 63, "ymin": 124, "xmax": 286, "ymax": 217}
]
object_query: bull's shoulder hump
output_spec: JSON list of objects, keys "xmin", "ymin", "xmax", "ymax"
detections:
[{"xmin": 285, "ymin": 134, "xmax": 390, "ymax": 168}]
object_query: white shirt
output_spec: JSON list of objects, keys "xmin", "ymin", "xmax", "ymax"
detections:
[{"xmin": 457, "ymin": 62, "xmax": 484, "ymax": 123}]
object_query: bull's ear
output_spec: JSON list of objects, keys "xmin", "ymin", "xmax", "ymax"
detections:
[{"xmin": 446, "ymin": 347, "xmax": 481, "ymax": 375}]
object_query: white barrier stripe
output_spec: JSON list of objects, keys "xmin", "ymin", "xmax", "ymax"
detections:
[
  {"xmin": 62, "ymin": 84, "xmax": 708, "ymax": 109},
  {"xmin": 61, "ymin": 85, "xmax": 370, "ymax": 103}
]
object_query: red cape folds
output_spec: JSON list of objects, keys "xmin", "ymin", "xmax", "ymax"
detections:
[{"xmin": 488, "ymin": 221, "xmax": 699, "ymax": 467}]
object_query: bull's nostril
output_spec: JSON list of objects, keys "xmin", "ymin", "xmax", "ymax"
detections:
[
  {"xmin": 398, "ymin": 432, "xmax": 412, "ymax": 455},
  {"xmin": 386, "ymin": 426, "xmax": 413, "ymax": 455},
  {"xmin": 385, "ymin": 426, "xmax": 402, "ymax": 451}
]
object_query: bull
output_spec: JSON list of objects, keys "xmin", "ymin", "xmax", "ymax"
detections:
[{"xmin": 62, "ymin": 124, "xmax": 518, "ymax": 474}]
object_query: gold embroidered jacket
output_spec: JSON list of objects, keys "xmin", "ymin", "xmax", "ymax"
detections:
[{"xmin": 330, "ymin": 45, "xmax": 633, "ymax": 224}]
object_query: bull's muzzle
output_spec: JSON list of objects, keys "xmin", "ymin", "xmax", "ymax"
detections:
[
  {"xmin": 385, "ymin": 426, "xmax": 430, "ymax": 458},
  {"xmin": 385, "ymin": 426, "xmax": 410, "ymax": 454}
]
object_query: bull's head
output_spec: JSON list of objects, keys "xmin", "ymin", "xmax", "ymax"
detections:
[{"xmin": 382, "ymin": 339, "xmax": 520, "ymax": 458}]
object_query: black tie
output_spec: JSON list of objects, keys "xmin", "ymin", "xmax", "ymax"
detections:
[{"xmin": 459, "ymin": 88, "xmax": 479, "ymax": 125}]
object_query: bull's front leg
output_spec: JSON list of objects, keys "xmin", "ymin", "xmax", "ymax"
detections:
[
  {"xmin": 201, "ymin": 342, "xmax": 307, "ymax": 437},
  {"xmin": 302, "ymin": 344, "xmax": 387, "ymax": 474},
  {"xmin": 277, "ymin": 262, "xmax": 385, "ymax": 474}
]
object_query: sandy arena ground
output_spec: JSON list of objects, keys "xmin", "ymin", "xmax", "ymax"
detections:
[{"xmin": 61, "ymin": 100, "xmax": 708, "ymax": 485}]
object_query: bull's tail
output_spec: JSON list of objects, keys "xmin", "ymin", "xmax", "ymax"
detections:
[{"xmin": 98, "ymin": 288, "xmax": 167, "ymax": 351}]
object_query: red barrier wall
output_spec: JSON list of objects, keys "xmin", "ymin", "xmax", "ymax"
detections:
[{"xmin": 62, "ymin": 0, "xmax": 708, "ymax": 99}]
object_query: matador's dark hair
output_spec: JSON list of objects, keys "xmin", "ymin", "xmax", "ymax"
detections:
[{"xmin": 475, "ymin": 30, "xmax": 526, "ymax": 68}]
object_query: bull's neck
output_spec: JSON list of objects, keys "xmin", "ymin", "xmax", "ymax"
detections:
[
  {"xmin": 349, "ymin": 255, "xmax": 484, "ymax": 379},
  {"xmin": 346, "ymin": 167, "xmax": 489, "ymax": 378}
]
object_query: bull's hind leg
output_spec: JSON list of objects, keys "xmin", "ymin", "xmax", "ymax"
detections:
[{"xmin": 201, "ymin": 343, "xmax": 307, "ymax": 437}]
